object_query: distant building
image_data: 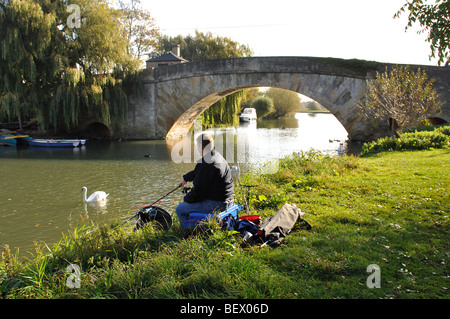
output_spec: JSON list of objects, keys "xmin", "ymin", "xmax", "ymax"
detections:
[{"xmin": 146, "ymin": 44, "xmax": 188, "ymax": 69}]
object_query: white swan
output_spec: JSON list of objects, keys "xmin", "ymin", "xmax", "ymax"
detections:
[{"xmin": 81, "ymin": 186, "xmax": 109, "ymax": 203}]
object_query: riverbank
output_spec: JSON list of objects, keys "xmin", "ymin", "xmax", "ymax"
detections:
[{"xmin": 1, "ymin": 145, "xmax": 448, "ymax": 299}]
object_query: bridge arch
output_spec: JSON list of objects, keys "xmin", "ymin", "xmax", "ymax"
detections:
[
  {"xmin": 122, "ymin": 57, "xmax": 450, "ymax": 141},
  {"xmin": 166, "ymin": 82, "xmax": 353, "ymax": 139},
  {"xmin": 75, "ymin": 120, "xmax": 112, "ymax": 139},
  {"xmin": 426, "ymin": 117, "xmax": 448, "ymax": 125},
  {"xmin": 159, "ymin": 70, "xmax": 368, "ymax": 139}
]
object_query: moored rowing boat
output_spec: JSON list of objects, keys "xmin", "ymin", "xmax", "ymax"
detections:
[
  {"xmin": 0, "ymin": 129, "xmax": 32, "ymax": 146},
  {"xmin": 28, "ymin": 139, "xmax": 84, "ymax": 147}
]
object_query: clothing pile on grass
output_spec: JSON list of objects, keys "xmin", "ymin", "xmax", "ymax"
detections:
[
  {"xmin": 133, "ymin": 201, "xmax": 311, "ymax": 247},
  {"xmin": 222, "ymin": 203, "xmax": 312, "ymax": 247}
]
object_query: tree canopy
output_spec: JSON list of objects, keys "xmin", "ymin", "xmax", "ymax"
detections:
[
  {"xmin": 357, "ymin": 66, "xmax": 442, "ymax": 132},
  {"xmin": 263, "ymin": 88, "xmax": 301, "ymax": 118},
  {"xmin": 0, "ymin": 0, "xmax": 54, "ymax": 129},
  {"xmin": 0, "ymin": 0, "xmax": 154, "ymax": 133},
  {"xmin": 250, "ymin": 96, "xmax": 275, "ymax": 119},
  {"xmin": 155, "ymin": 30, "xmax": 253, "ymax": 61},
  {"xmin": 118, "ymin": 0, "xmax": 160, "ymax": 66},
  {"xmin": 395, "ymin": 0, "xmax": 450, "ymax": 65},
  {"xmin": 0, "ymin": 1, "xmax": 253, "ymax": 133}
]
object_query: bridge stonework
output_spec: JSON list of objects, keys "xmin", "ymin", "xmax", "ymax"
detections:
[{"xmin": 121, "ymin": 57, "xmax": 450, "ymax": 141}]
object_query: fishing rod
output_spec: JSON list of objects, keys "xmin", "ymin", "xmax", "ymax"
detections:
[{"xmin": 136, "ymin": 184, "xmax": 182, "ymax": 209}]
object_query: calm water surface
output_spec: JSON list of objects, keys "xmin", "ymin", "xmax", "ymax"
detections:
[{"xmin": 0, "ymin": 113, "xmax": 359, "ymax": 254}]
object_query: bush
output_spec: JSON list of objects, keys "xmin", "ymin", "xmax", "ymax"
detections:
[
  {"xmin": 250, "ymin": 96, "xmax": 275, "ymax": 119},
  {"xmin": 402, "ymin": 124, "xmax": 450, "ymax": 134},
  {"xmin": 361, "ymin": 126, "xmax": 449, "ymax": 155},
  {"xmin": 436, "ymin": 125, "xmax": 450, "ymax": 136},
  {"xmin": 400, "ymin": 131, "xmax": 448, "ymax": 149}
]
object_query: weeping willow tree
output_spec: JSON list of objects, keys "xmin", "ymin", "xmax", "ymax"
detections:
[
  {"xmin": 1, "ymin": 0, "xmax": 146, "ymax": 134},
  {"xmin": 40, "ymin": 69, "xmax": 132, "ymax": 133},
  {"xmin": 42, "ymin": 0, "xmax": 140, "ymax": 133},
  {"xmin": 199, "ymin": 91, "xmax": 246, "ymax": 128},
  {"xmin": 0, "ymin": 0, "xmax": 54, "ymax": 129}
]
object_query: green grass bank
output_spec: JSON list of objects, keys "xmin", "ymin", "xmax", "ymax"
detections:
[{"xmin": 1, "ymin": 138, "xmax": 449, "ymax": 299}]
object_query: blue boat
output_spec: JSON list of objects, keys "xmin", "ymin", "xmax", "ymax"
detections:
[
  {"xmin": 28, "ymin": 139, "xmax": 84, "ymax": 147},
  {"xmin": 0, "ymin": 129, "xmax": 32, "ymax": 146}
]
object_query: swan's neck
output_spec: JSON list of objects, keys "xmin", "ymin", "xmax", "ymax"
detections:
[{"xmin": 83, "ymin": 188, "xmax": 87, "ymax": 202}]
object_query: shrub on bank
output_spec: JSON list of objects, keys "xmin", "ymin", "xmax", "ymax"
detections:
[
  {"xmin": 402, "ymin": 123, "xmax": 450, "ymax": 134},
  {"xmin": 436, "ymin": 125, "xmax": 450, "ymax": 136},
  {"xmin": 361, "ymin": 125, "xmax": 449, "ymax": 155}
]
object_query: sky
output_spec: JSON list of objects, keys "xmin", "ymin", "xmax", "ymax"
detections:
[{"xmin": 142, "ymin": 0, "xmax": 439, "ymax": 66}]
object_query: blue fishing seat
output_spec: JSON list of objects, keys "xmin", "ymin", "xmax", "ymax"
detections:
[{"xmin": 183, "ymin": 204, "xmax": 243, "ymax": 229}]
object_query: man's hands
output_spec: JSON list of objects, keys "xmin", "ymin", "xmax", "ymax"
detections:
[
  {"xmin": 179, "ymin": 179, "xmax": 188, "ymax": 202},
  {"xmin": 179, "ymin": 178, "xmax": 187, "ymax": 187}
]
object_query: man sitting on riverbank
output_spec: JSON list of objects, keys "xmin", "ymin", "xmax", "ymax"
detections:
[{"xmin": 176, "ymin": 133, "xmax": 234, "ymax": 227}]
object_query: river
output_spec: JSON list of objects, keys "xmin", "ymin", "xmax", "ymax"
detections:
[{"xmin": 0, "ymin": 113, "xmax": 360, "ymax": 254}]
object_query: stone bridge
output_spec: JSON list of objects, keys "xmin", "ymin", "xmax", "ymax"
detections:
[{"xmin": 120, "ymin": 57, "xmax": 450, "ymax": 141}]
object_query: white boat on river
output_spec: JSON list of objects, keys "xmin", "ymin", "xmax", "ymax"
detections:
[{"xmin": 239, "ymin": 108, "xmax": 257, "ymax": 122}]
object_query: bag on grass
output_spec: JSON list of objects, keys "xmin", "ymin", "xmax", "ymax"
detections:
[{"xmin": 259, "ymin": 203, "xmax": 307, "ymax": 247}]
